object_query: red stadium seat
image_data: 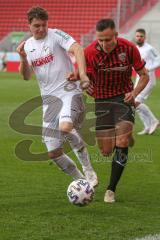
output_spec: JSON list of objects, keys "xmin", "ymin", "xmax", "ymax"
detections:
[
  {"xmin": 0, "ymin": 0, "xmax": 117, "ymax": 41},
  {"xmin": 0, "ymin": 0, "xmax": 158, "ymax": 43}
]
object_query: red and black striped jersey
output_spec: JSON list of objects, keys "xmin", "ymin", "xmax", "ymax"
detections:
[{"xmin": 85, "ymin": 37, "xmax": 145, "ymax": 99}]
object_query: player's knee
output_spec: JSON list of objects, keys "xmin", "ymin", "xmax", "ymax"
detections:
[
  {"xmin": 48, "ymin": 148, "xmax": 63, "ymax": 159},
  {"xmin": 100, "ymin": 147, "xmax": 113, "ymax": 157},
  {"xmin": 116, "ymin": 137, "xmax": 129, "ymax": 147},
  {"xmin": 59, "ymin": 122, "xmax": 73, "ymax": 133}
]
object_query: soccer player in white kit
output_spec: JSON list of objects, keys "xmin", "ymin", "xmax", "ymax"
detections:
[
  {"xmin": 135, "ymin": 28, "xmax": 160, "ymax": 135},
  {"xmin": 16, "ymin": 6, "xmax": 98, "ymax": 187}
]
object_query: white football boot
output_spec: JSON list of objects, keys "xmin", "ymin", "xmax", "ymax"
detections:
[
  {"xmin": 137, "ymin": 128, "xmax": 149, "ymax": 135},
  {"xmin": 104, "ymin": 190, "xmax": 115, "ymax": 203},
  {"xmin": 84, "ymin": 169, "xmax": 98, "ymax": 188},
  {"xmin": 149, "ymin": 120, "xmax": 160, "ymax": 135}
]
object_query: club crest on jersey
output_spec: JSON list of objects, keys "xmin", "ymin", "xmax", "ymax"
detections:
[
  {"xmin": 43, "ymin": 46, "xmax": 49, "ymax": 53},
  {"xmin": 118, "ymin": 53, "xmax": 126, "ymax": 62}
]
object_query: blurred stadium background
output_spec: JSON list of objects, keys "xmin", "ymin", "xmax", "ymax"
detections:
[
  {"xmin": 0, "ymin": 1, "xmax": 160, "ymax": 240},
  {"xmin": 0, "ymin": 0, "xmax": 160, "ymax": 74}
]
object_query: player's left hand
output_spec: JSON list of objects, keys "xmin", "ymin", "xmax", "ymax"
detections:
[{"xmin": 124, "ymin": 91, "xmax": 135, "ymax": 105}]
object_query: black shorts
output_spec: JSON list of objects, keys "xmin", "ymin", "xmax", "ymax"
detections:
[{"xmin": 95, "ymin": 94, "xmax": 135, "ymax": 130}]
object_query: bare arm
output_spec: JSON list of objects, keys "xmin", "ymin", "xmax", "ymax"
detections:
[
  {"xmin": 124, "ymin": 67, "xmax": 149, "ymax": 103},
  {"xmin": 17, "ymin": 41, "xmax": 32, "ymax": 80},
  {"xmin": 68, "ymin": 42, "xmax": 89, "ymax": 89},
  {"xmin": 133, "ymin": 67, "xmax": 149, "ymax": 96}
]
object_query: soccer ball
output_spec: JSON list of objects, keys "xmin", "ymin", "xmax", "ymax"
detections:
[{"xmin": 67, "ymin": 179, "xmax": 94, "ymax": 206}]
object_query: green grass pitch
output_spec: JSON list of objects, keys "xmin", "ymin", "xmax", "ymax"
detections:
[{"xmin": 0, "ymin": 72, "xmax": 160, "ymax": 240}]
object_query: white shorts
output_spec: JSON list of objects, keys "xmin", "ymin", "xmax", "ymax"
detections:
[
  {"xmin": 135, "ymin": 72, "xmax": 156, "ymax": 103},
  {"xmin": 42, "ymin": 93, "xmax": 85, "ymax": 151}
]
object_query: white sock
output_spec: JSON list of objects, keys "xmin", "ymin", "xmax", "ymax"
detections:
[
  {"xmin": 67, "ymin": 129, "xmax": 93, "ymax": 171},
  {"xmin": 136, "ymin": 103, "xmax": 158, "ymax": 128},
  {"xmin": 74, "ymin": 146, "xmax": 93, "ymax": 172},
  {"xmin": 136, "ymin": 107, "xmax": 150, "ymax": 130},
  {"xmin": 53, "ymin": 154, "xmax": 84, "ymax": 179}
]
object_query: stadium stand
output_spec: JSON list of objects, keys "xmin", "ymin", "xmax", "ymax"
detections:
[
  {"xmin": 0, "ymin": 0, "xmax": 157, "ymax": 43},
  {"xmin": 0, "ymin": 0, "xmax": 158, "ymax": 72},
  {"xmin": 0, "ymin": 0, "xmax": 117, "ymax": 42}
]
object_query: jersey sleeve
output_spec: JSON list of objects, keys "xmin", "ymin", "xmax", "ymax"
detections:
[
  {"xmin": 132, "ymin": 44, "xmax": 145, "ymax": 71},
  {"xmin": 53, "ymin": 29, "xmax": 76, "ymax": 51},
  {"xmin": 147, "ymin": 47, "xmax": 160, "ymax": 71}
]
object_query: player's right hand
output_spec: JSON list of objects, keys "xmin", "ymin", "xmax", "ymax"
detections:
[
  {"xmin": 67, "ymin": 72, "xmax": 90, "ymax": 90},
  {"xmin": 66, "ymin": 72, "xmax": 78, "ymax": 81},
  {"xmin": 124, "ymin": 91, "xmax": 135, "ymax": 105},
  {"xmin": 79, "ymin": 74, "xmax": 90, "ymax": 90},
  {"xmin": 16, "ymin": 41, "xmax": 27, "ymax": 59}
]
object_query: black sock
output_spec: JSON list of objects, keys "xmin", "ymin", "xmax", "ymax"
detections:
[{"xmin": 107, "ymin": 146, "xmax": 128, "ymax": 192}]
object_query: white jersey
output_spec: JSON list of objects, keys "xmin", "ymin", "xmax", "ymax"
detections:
[
  {"xmin": 135, "ymin": 42, "xmax": 160, "ymax": 103},
  {"xmin": 135, "ymin": 42, "xmax": 160, "ymax": 84},
  {"xmin": 24, "ymin": 28, "xmax": 82, "ymax": 96}
]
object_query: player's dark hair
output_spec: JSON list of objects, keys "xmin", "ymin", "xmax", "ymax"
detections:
[
  {"xmin": 96, "ymin": 18, "xmax": 116, "ymax": 31},
  {"xmin": 136, "ymin": 28, "xmax": 146, "ymax": 35},
  {"xmin": 27, "ymin": 6, "xmax": 48, "ymax": 24}
]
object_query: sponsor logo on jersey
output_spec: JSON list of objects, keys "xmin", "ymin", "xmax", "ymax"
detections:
[
  {"xmin": 55, "ymin": 30, "xmax": 71, "ymax": 41},
  {"xmin": 30, "ymin": 49, "xmax": 36, "ymax": 52},
  {"xmin": 31, "ymin": 54, "xmax": 54, "ymax": 67},
  {"xmin": 98, "ymin": 65, "xmax": 129, "ymax": 72},
  {"xmin": 43, "ymin": 46, "xmax": 49, "ymax": 52}
]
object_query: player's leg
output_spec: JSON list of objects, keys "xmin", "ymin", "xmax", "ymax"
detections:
[
  {"xmin": 62, "ymin": 94, "xmax": 98, "ymax": 187},
  {"xmin": 102, "ymin": 99, "xmax": 135, "ymax": 203},
  {"xmin": 95, "ymin": 99, "xmax": 119, "ymax": 201},
  {"xmin": 134, "ymin": 78, "xmax": 149, "ymax": 133},
  {"xmin": 58, "ymin": 94, "xmax": 98, "ymax": 186},
  {"xmin": 67, "ymin": 128, "xmax": 98, "ymax": 187},
  {"xmin": 42, "ymin": 95, "xmax": 84, "ymax": 180},
  {"xmin": 95, "ymin": 99, "xmax": 118, "ymax": 196},
  {"xmin": 96, "ymin": 128, "xmax": 116, "ymax": 202},
  {"xmin": 96, "ymin": 128, "xmax": 116, "ymax": 156},
  {"xmin": 109, "ymin": 121, "xmax": 133, "ymax": 189},
  {"xmin": 95, "ymin": 99, "xmax": 116, "ymax": 156},
  {"xmin": 103, "ymin": 121, "xmax": 133, "ymax": 203},
  {"xmin": 135, "ymin": 79, "xmax": 159, "ymax": 134},
  {"xmin": 136, "ymin": 102, "xmax": 159, "ymax": 134},
  {"xmin": 46, "ymin": 140, "xmax": 84, "ymax": 180}
]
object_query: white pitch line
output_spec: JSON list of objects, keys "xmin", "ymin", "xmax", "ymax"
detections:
[{"xmin": 134, "ymin": 234, "xmax": 160, "ymax": 240}]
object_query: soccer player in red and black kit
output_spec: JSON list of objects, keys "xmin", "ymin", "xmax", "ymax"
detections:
[{"xmin": 68, "ymin": 19, "xmax": 149, "ymax": 203}]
